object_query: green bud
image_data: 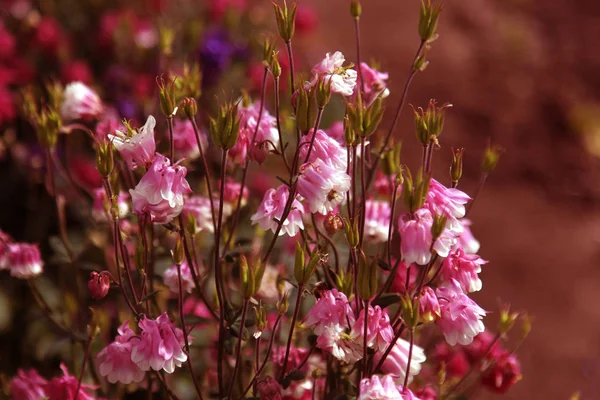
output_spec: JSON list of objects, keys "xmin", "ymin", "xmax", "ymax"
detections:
[
  {"xmin": 278, "ymin": 291, "xmax": 289, "ymax": 314},
  {"xmin": 157, "ymin": 75, "xmax": 177, "ymax": 117},
  {"xmin": 209, "ymin": 101, "xmax": 241, "ymax": 149},
  {"xmin": 35, "ymin": 108, "xmax": 61, "ymax": 149},
  {"xmin": 343, "ymin": 116, "xmax": 355, "ymax": 146},
  {"xmin": 431, "ymin": 213, "xmax": 448, "ymax": 242},
  {"xmin": 294, "ymin": 242, "xmax": 305, "ymax": 284},
  {"xmin": 450, "ymin": 147, "xmax": 464, "ymax": 185},
  {"xmin": 252, "ymin": 260, "xmax": 267, "ymax": 297},
  {"xmin": 316, "ymin": 78, "xmax": 332, "ymax": 109},
  {"xmin": 401, "ymin": 294, "xmax": 420, "ymax": 330},
  {"xmin": 295, "ymin": 86, "xmax": 316, "ymax": 132},
  {"xmin": 482, "ymin": 143, "xmax": 502, "ymax": 173},
  {"xmin": 335, "ymin": 269, "xmax": 354, "ymax": 298},
  {"xmin": 350, "ymin": 0, "xmax": 362, "ymax": 19},
  {"xmin": 95, "ymin": 140, "xmax": 114, "ymax": 177},
  {"xmin": 381, "ymin": 141, "xmax": 402, "ymax": 176},
  {"xmin": 413, "ymin": 45, "xmax": 431, "ymax": 72},
  {"xmin": 498, "ymin": 303, "xmax": 519, "ymax": 334},
  {"xmin": 255, "ymin": 303, "xmax": 267, "ymax": 335},
  {"xmin": 273, "ymin": 2, "xmax": 297, "ymax": 43},
  {"xmin": 181, "ymin": 97, "xmax": 198, "ymax": 119},
  {"xmin": 271, "ymin": 55, "xmax": 282, "ymax": 78},
  {"xmin": 240, "ymin": 254, "xmax": 252, "ymax": 298},
  {"xmin": 364, "ymin": 96, "xmax": 385, "ymax": 136},
  {"xmin": 45, "ymin": 80, "xmax": 63, "ymax": 111},
  {"xmin": 159, "ymin": 26, "xmax": 175, "ymax": 57},
  {"xmin": 418, "ymin": 0, "xmax": 442, "ymax": 44},
  {"xmin": 263, "ymin": 37, "xmax": 276, "ymax": 68},
  {"xmin": 357, "ymin": 252, "xmax": 378, "ymax": 300},
  {"xmin": 344, "ymin": 217, "xmax": 360, "ymax": 249},
  {"xmin": 402, "ymin": 167, "xmax": 414, "ymax": 211},
  {"xmin": 173, "ymin": 236, "xmax": 185, "ymax": 266},
  {"xmin": 412, "ymin": 100, "xmax": 452, "ymax": 145},
  {"xmin": 186, "ymin": 213, "xmax": 197, "ymax": 236}
]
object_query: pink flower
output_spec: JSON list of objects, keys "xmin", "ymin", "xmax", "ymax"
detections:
[
  {"xmin": 230, "ymin": 101, "xmax": 279, "ymax": 164},
  {"xmin": 297, "ymin": 160, "xmax": 351, "ymax": 215},
  {"xmin": 351, "ymin": 305, "xmax": 394, "ymax": 352},
  {"xmin": 97, "ymin": 321, "xmax": 146, "ymax": 384},
  {"xmin": 251, "ymin": 185, "xmax": 305, "ymax": 236},
  {"xmin": 372, "ymin": 338, "xmax": 426, "ymax": 385},
  {"xmin": 481, "ymin": 353, "xmax": 522, "ymax": 393},
  {"xmin": 272, "ymin": 346, "xmax": 309, "ymax": 371},
  {"xmin": 426, "ymin": 179, "xmax": 471, "ymax": 233},
  {"xmin": 60, "ymin": 81, "xmax": 103, "ymax": 121},
  {"xmin": 182, "ymin": 196, "xmax": 215, "ymax": 234},
  {"xmin": 94, "ymin": 107, "xmax": 124, "ymax": 142},
  {"xmin": 364, "ymin": 200, "xmax": 392, "ymax": 243},
  {"xmin": 183, "ymin": 297, "xmax": 214, "ymax": 320},
  {"xmin": 389, "ymin": 261, "xmax": 419, "ymax": 293},
  {"xmin": 432, "ymin": 343, "xmax": 469, "ymax": 378},
  {"xmin": 229, "ymin": 127, "xmax": 249, "ymax": 164},
  {"xmin": 440, "ymin": 248, "xmax": 487, "ymax": 293},
  {"xmin": 130, "ymin": 154, "xmax": 192, "ymax": 224},
  {"xmin": 304, "ymin": 289, "xmax": 355, "ymax": 335},
  {"xmin": 436, "ymin": 280, "xmax": 486, "ymax": 346},
  {"xmin": 326, "ymin": 121, "xmax": 345, "ymax": 144},
  {"xmin": 359, "ymin": 62, "xmax": 390, "ymax": 104},
  {"xmin": 173, "ymin": 119, "xmax": 204, "ymax": 160},
  {"xmin": 316, "ymin": 324, "xmax": 363, "ymax": 363},
  {"xmin": 418, "ymin": 287, "xmax": 441, "ymax": 323},
  {"xmin": 163, "ymin": 262, "xmax": 196, "ymax": 294},
  {"xmin": 44, "ymin": 363, "xmax": 97, "ymax": 400},
  {"xmin": 299, "ymin": 129, "xmax": 347, "ymax": 171},
  {"xmin": 257, "ymin": 376, "xmax": 283, "ymax": 400},
  {"xmin": 414, "ymin": 386, "xmax": 436, "ymax": 400},
  {"xmin": 7, "ymin": 243, "xmax": 43, "ymax": 279},
  {"xmin": 92, "ymin": 188, "xmax": 129, "ymax": 222},
  {"xmin": 88, "ymin": 271, "xmax": 111, "ymax": 300},
  {"xmin": 131, "ymin": 312, "xmax": 188, "ymax": 373},
  {"xmin": 457, "ymin": 219, "xmax": 480, "ymax": 254},
  {"xmin": 109, "ymin": 115, "xmax": 156, "ymax": 170},
  {"xmin": 308, "ymin": 51, "xmax": 357, "ymax": 96},
  {"xmin": 358, "ymin": 375, "xmax": 403, "ymax": 400},
  {"xmin": 0, "ymin": 229, "xmax": 11, "ymax": 269},
  {"xmin": 398, "ymin": 208, "xmax": 455, "ymax": 265},
  {"xmin": 10, "ymin": 369, "xmax": 47, "ymax": 400},
  {"xmin": 220, "ymin": 178, "xmax": 249, "ymax": 215}
]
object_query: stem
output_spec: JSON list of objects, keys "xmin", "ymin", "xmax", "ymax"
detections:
[
  {"xmin": 402, "ymin": 329, "xmax": 414, "ymax": 392},
  {"xmin": 303, "ymin": 107, "xmax": 325, "ymax": 163},
  {"xmin": 387, "ymin": 180, "xmax": 398, "ymax": 268},
  {"xmin": 167, "ymin": 117, "xmax": 175, "ymax": 162},
  {"xmin": 223, "ymin": 164, "xmax": 248, "ymax": 251},
  {"xmin": 359, "ymin": 138, "xmax": 367, "ymax": 246},
  {"xmin": 362, "ymin": 299, "xmax": 370, "ymax": 378},
  {"xmin": 424, "ymin": 140, "xmax": 435, "ymax": 173},
  {"xmin": 188, "ymin": 117, "xmax": 217, "ymax": 231},
  {"xmin": 176, "ymin": 262, "xmax": 204, "ymax": 400},
  {"xmin": 274, "ymin": 76, "xmax": 291, "ymax": 172},
  {"xmin": 286, "ymin": 41, "xmax": 296, "ymax": 95},
  {"xmin": 153, "ymin": 371, "xmax": 181, "ymax": 400},
  {"xmin": 228, "ymin": 298, "xmax": 250, "ymax": 399},
  {"xmin": 465, "ymin": 173, "xmax": 488, "ymax": 217},
  {"xmin": 74, "ymin": 334, "xmax": 93, "ymax": 400},
  {"xmin": 279, "ymin": 284, "xmax": 304, "ymax": 379},
  {"xmin": 354, "ymin": 18, "xmax": 365, "ymax": 94}
]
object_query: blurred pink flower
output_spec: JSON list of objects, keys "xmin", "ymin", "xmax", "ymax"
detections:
[
  {"xmin": 88, "ymin": 271, "xmax": 111, "ymax": 300},
  {"xmin": 163, "ymin": 262, "xmax": 196, "ymax": 294},
  {"xmin": 419, "ymin": 286, "xmax": 441, "ymax": 323},
  {"xmin": 182, "ymin": 196, "xmax": 215, "ymax": 234},
  {"xmin": 481, "ymin": 352, "xmax": 522, "ymax": 393},
  {"xmin": 109, "ymin": 115, "xmax": 156, "ymax": 170},
  {"xmin": 251, "ymin": 185, "xmax": 305, "ymax": 237},
  {"xmin": 92, "ymin": 188, "xmax": 129, "ymax": 222},
  {"xmin": 97, "ymin": 321, "xmax": 145, "ymax": 384},
  {"xmin": 60, "ymin": 81, "xmax": 103, "ymax": 121},
  {"xmin": 44, "ymin": 363, "xmax": 97, "ymax": 400},
  {"xmin": 7, "ymin": 243, "xmax": 43, "ymax": 279},
  {"xmin": 130, "ymin": 154, "xmax": 192, "ymax": 224},
  {"xmin": 257, "ymin": 376, "xmax": 283, "ymax": 400},
  {"xmin": 173, "ymin": 119, "xmax": 203, "ymax": 160},
  {"xmin": 359, "ymin": 62, "xmax": 390, "ymax": 104},
  {"xmin": 358, "ymin": 375, "xmax": 403, "ymax": 400},
  {"xmin": 364, "ymin": 200, "xmax": 391, "ymax": 243},
  {"xmin": 131, "ymin": 312, "xmax": 188, "ymax": 373},
  {"xmin": 10, "ymin": 368, "xmax": 47, "ymax": 400}
]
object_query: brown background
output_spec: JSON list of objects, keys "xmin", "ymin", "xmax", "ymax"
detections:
[{"xmin": 304, "ymin": 0, "xmax": 600, "ymax": 398}]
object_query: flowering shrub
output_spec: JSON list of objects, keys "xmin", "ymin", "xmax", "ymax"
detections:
[{"xmin": 0, "ymin": 0, "xmax": 531, "ymax": 399}]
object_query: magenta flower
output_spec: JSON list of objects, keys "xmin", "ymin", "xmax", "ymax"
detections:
[
  {"xmin": 297, "ymin": 160, "xmax": 351, "ymax": 215},
  {"xmin": 60, "ymin": 81, "xmax": 103, "ymax": 121},
  {"xmin": 7, "ymin": 243, "xmax": 43, "ymax": 279},
  {"xmin": 182, "ymin": 196, "xmax": 215, "ymax": 234},
  {"xmin": 251, "ymin": 185, "xmax": 305, "ymax": 237},
  {"xmin": 163, "ymin": 261, "xmax": 196, "ymax": 294},
  {"xmin": 372, "ymin": 338, "xmax": 426, "ymax": 385},
  {"xmin": 364, "ymin": 200, "xmax": 392, "ymax": 243},
  {"xmin": 10, "ymin": 369, "xmax": 47, "ymax": 400},
  {"xmin": 307, "ymin": 51, "xmax": 357, "ymax": 96},
  {"xmin": 109, "ymin": 115, "xmax": 156, "ymax": 170},
  {"xmin": 304, "ymin": 289, "xmax": 355, "ymax": 335},
  {"xmin": 44, "ymin": 363, "xmax": 97, "ymax": 400},
  {"xmin": 97, "ymin": 321, "xmax": 145, "ymax": 384},
  {"xmin": 359, "ymin": 62, "xmax": 390, "ymax": 104},
  {"xmin": 300, "ymin": 129, "xmax": 348, "ymax": 172},
  {"xmin": 441, "ymin": 248, "xmax": 487, "ymax": 293},
  {"xmin": 481, "ymin": 352, "xmax": 522, "ymax": 393},
  {"xmin": 351, "ymin": 305, "xmax": 394, "ymax": 352},
  {"xmin": 130, "ymin": 154, "xmax": 192, "ymax": 224},
  {"xmin": 173, "ymin": 119, "xmax": 205, "ymax": 160},
  {"xmin": 88, "ymin": 271, "xmax": 111, "ymax": 300},
  {"xmin": 419, "ymin": 286, "xmax": 441, "ymax": 323},
  {"xmin": 130, "ymin": 312, "xmax": 188, "ymax": 373},
  {"xmin": 436, "ymin": 280, "xmax": 486, "ymax": 346}
]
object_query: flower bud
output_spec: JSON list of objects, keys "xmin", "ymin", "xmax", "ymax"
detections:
[
  {"xmin": 241, "ymin": 254, "xmax": 266, "ymax": 298},
  {"xmin": 343, "ymin": 116, "xmax": 355, "ymax": 146},
  {"xmin": 173, "ymin": 236, "xmax": 185, "ymax": 266},
  {"xmin": 295, "ymin": 85, "xmax": 316, "ymax": 132},
  {"xmin": 450, "ymin": 147, "xmax": 464, "ymax": 185},
  {"xmin": 418, "ymin": 0, "xmax": 442, "ymax": 44},
  {"xmin": 251, "ymin": 142, "xmax": 270, "ymax": 165},
  {"xmin": 254, "ymin": 304, "xmax": 267, "ymax": 338},
  {"xmin": 498, "ymin": 303, "xmax": 519, "ymax": 334},
  {"xmin": 88, "ymin": 271, "xmax": 111, "ymax": 300},
  {"xmin": 95, "ymin": 140, "xmax": 114, "ymax": 177},
  {"xmin": 357, "ymin": 252, "xmax": 377, "ymax": 300},
  {"xmin": 344, "ymin": 217, "xmax": 359, "ymax": 248},
  {"xmin": 413, "ymin": 45, "xmax": 431, "ymax": 72},
  {"xmin": 323, "ymin": 212, "xmax": 343, "ymax": 236},
  {"xmin": 412, "ymin": 100, "xmax": 452, "ymax": 146},
  {"xmin": 157, "ymin": 75, "xmax": 177, "ymax": 117},
  {"xmin": 263, "ymin": 37, "xmax": 276, "ymax": 68},
  {"xmin": 316, "ymin": 77, "xmax": 332, "ymax": 109},
  {"xmin": 271, "ymin": 56, "xmax": 282, "ymax": 79},
  {"xmin": 278, "ymin": 291, "xmax": 289, "ymax": 314},
  {"xmin": 350, "ymin": 0, "xmax": 362, "ymax": 19},
  {"xmin": 35, "ymin": 108, "xmax": 60, "ymax": 148},
  {"xmin": 401, "ymin": 293, "xmax": 420, "ymax": 330},
  {"xmin": 482, "ymin": 143, "xmax": 502, "ymax": 173},
  {"xmin": 209, "ymin": 101, "xmax": 241, "ymax": 149},
  {"xmin": 381, "ymin": 141, "xmax": 402, "ymax": 176},
  {"xmin": 293, "ymin": 241, "xmax": 305, "ymax": 284},
  {"xmin": 273, "ymin": 2, "xmax": 297, "ymax": 43},
  {"xmin": 181, "ymin": 97, "xmax": 198, "ymax": 119}
]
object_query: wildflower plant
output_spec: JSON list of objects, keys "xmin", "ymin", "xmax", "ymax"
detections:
[{"xmin": 1, "ymin": 0, "xmax": 529, "ymax": 399}]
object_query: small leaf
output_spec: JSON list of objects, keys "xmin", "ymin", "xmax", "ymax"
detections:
[
  {"xmin": 371, "ymin": 293, "xmax": 402, "ymax": 309},
  {"xmin": 139, "ymin": 290, "xmax": 161, "ymax": 303}
]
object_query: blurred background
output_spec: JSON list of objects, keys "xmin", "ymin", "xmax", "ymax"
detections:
[{"xmin": 1, "ymin": 0, "xmax": 599, "ymax": 398}]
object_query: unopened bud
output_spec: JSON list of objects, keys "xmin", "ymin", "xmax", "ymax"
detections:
[
  {"xmin": 181, "ymin": 97, "xmax": 198, "ymax": 119},
  {"xmin": 295, "ymin": 86, "xmax": 316, "ymax": 132},
  {"xmin": 401, "ymin": 294, "xmax": 420, "ymax": 330},
  {"xmin": 35, "ymin": 108, "xmax": 60, "ymax": 148},
  {"xmin": 278, "ymin": 291, "xmax": 289, "ymax": 314},
  {"xmin": 271, "ymin": 56, "xmax": 282, "ymax": 78},
  {"xmin": 95, "ymin": 140, "xmax": 114, "ymax": 177},
  {"xmin": 173, "ymin": 236, "xmax": 185, "ymax": 266},
  {"xmin": 413, "ymin": 45, "xmax": 431, "ymax": 72},
  {"xmin": 418, "ymin": 0, "xmax": 442, "ymax": 44},
  {"xmin": 209, "ymin": 100, "xmax": 241, "ymax": 149},
  {"xmin": 482, "ymin": 143, "xmax": 502, "ymax": 173},
  {"xmin": 157, "ymin": 75, "xmax": 177, "ymax": 117},
  {"xmin": 344, "ymin": 217, "xmax": 359, "ymax": 248},
  {"xmin": 273, "ymin": 1, "xmax": 297, "ymax": 43},
  {"xmin": 316, "ymin": 77, "xmax": 332, "ymax": 109},
  {"xmin": 357, "ymin": 253, "xmax": 377, "ymax": 300},
  {"xmin": 263, "ymin": 38, "xmax": 276, "ymax": 68},
  {"xmin": 498, "ymin": 303, "xmax": 519, "ymax": 334},
  {"xmin": 251, "ymin": 142, "xmax": 270, "ymax": 165},
  {"xmin": 381, "ymin": 141, "xmax": 402, "ymax": 176},
  {"xmin": 323, "ymin": 212, "xmax": 343, "ymax": 236},
  {"xmin": 350, "ymin": 0, "xmax": 362, "ymax": 19},
  {"xmin": 450, "ymin": 147, "xmax": 464, "ymax": 185},
  {"xmin": 88, "ymin": 271, "xmax": 111, "ymax": 300},
  {"xmin": 343, "ymin": 116, "xmax": 355, "ymax": 146},
  {"xmin": 412, "ymin": 100, "xmax": 452, "ymax": 146}
]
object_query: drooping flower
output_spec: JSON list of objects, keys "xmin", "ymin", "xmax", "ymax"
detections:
[
  {"xmin": 436, "ymin": 280, "xmax": 486, "ymax": 346},
  {"xmin": 109, "ymin": 115, "xmax": 156, "ymax": 170},
  {"xmin": 481, "ymin": 352, "xmax": 522, "ymax": 393},
  {"xmin": 418, "ymin": 287, "xmax": 441, "ymax": 323},
  {"xmin": 88, "ymin": 271, "xmax": 111, "ymax": 300},
  {"xmin": 97, "ymin": 321, "xmax": 146, "ymax": 384},
  {"xmin": 426, "ymin": 179, "xmax": 471, "ymax": 233},
  {"xmin": 10, "ymin": 369, "xmax": 47, "ymax": 400},
  {"xmin": 372, "ymin": 338, "xmax": 426, "ymax": 385},
  {"xmin": 60, "ymin": 81, "xmax": 103, "ymax": 121},
  {"xmin": 307, "ymin": 51, "xmax": 357, "ymax": 96},
  {"xmin": 7, "ymin": 243, "xmax": 43, "ymax": 279},
  {"xmin": 182, "ymin": 196, "xmax": 215, "ymax": 234},
  {"xmin": 304, "ymin": 289, "xmax": 355, "ymax": 335},
  {"xmin": 130, "ymin": 312, "xmax": 188, "ymax": 373},
  {"xmin": 457, "ymin": 219, "xmax": 480, "ymax": 254},
  {"xmin": 351, "ymin": 305, "xmax": 394, "ymax": 352},
  {"xmin": 297, "ymin": 160, "xmax": 351, "ymax": 215},
  {"xmin": 440, "ymin": 248, "xmax": 487, "ymax": 293},
  {"xmin": 398, "ymin": 208, "xmax": 455, "ymax": 265},
  {"xmin": 163, "ymin": 262, "xmax": 196, "ymax": 294},
  {"xmin": 364, "ymin": 200, "xmax": 392, "ymax": 243},
  {"xmin": 44, "ymin": 363, "xmax": 97, "ymax": 400},
  {"xmin": 220, "ymin": 178, "xmax": 249, "ymax": 216},
  {"xmin": 129, "ymin": 154, "xmax": 192, "ymax": 224},
  {"xmin": 251, "ymin": 185, "xmax": 305, "ymax": 237},
  {"xmin": 359, "ymin": 62, "xmax": 390, "ymax": 104},
  {"xmin": 299, "ymin": 129, "xmax": 348, "ymax": 172}
]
